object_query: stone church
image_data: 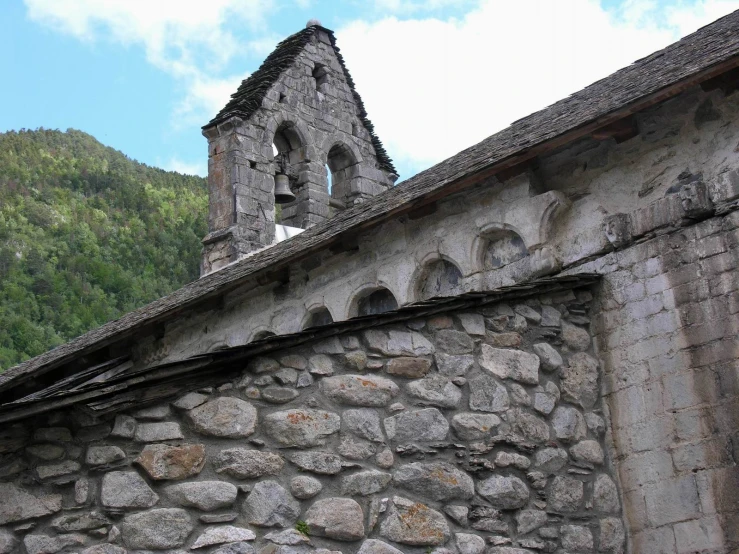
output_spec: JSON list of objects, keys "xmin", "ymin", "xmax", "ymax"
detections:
[{"xmin": 1, "ymin": 11, "xmax": 738, "ymax": 554}]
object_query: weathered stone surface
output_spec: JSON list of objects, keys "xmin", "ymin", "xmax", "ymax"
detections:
[
  {"xmin": 309, "ymin": 354, "xmax": 334, "ymax": 376},
  {"xmin": 393, "ymin": 462, "xmax": 474, "ymax": 501},
  {"xmin": 345, "ymin": 350, "xmax": 368, "ymax": 371},
  {"xmin": 133, "ymin": 405, "xmax": 171, "ymax": 420},
  {"xmin": 551, "ymin": 406, "xmax": 587, "ymax": 442},
  {"xmin": 515, "ymin": 509, "xmax": 548, "ymax": 534},
  {"xmin": 599, "ymin": 517, "xmax": 625, "ymax": 553},
  {"xmin": 120, "ymin": 508, "xmax": 194, "ymax": 549},
  {"xmin": 540, "ymin": 306, "xmax": 561, "ymax": 327},
  {"xmin": 23, "ymin": 533, "xmax": 85, "ymax": 554},
  {"xmin": 191, "ymin": 525, "xmax": 256, "ymax": 548},
  {"xmin": 134, "ymin": 421, "xmax": 184, "ymax": 442},
  {"xmin": 458, "ymin": 313, "xmax": 486, "ymax": 335},
  {"xmin": 0, "ymin": 529, "xmax": 17, "ymax": 554},
  {"xmin": 135, "ymin": 443, "xmax": 206, "ymax": 480},
  {"xmin": 243, "ymin": 480, "xmax": 299, "ymax": 528},
  {"xmin": 495, "ymin": 451, "xmax": 531, "ymax": 470},
  {"xmin": 200, "ymin": 512, "xmax": 238, "ymax": 523},
  {"xmin": 479, "ymin": 345, "xmax": 539, "ymax": 384},
  {"xmin": 435, "ymin": 330, "xmax": 475, "ymax": 354},
  {"xmin": 101, "ymin": 471, "xmax": 159, "ymax": 509},
  {"xmin": 290, "ymin": 475, "xmax": 323, "ymax": 499},
  {"xmin": 313, "ymin": 337, "xmax": 344, "ymax": 354},
  {"xmin": 509, "ymin": 409, "xmax": 550, "ymax": 443},
  {"xmin": 51, "ymin": 511, "xmax": 109, "ymax": 532},
  {"xmin": 451, "ymin": 412, "xmax": 501, "ymax": 440},
  {"xmin": 486, "ymin": 331, "xmax": 523, "ymax": 348},
  {"xmin": 320, "ymin": 375, "xmax": 399, "ymax": 406},
  {"xmin": 364, "ymin": 330, "xmax": 433, "ymax": 356},
  {"xmin": 173, "ymin": 392, "xmax": 209, "ymax": 410},
  {"xmin": 435, "ymin": 353, "xmax": 475, "ymax": 376},
  {"xmin": 533, "ymin": 391, "xmax": 556, "ymax": 415},
  {"xmin": 375, "ymin": 447, "xmax": 394, "ymax": 468},
  {"xmin": 214, "ymin": 448, "xmax": 284, "ymax": 479},
  {"xmin": 80, "ymin": 544, "xmax": 126, "ymax": 554},
  {"xmin": 594, "ymin": 474, "xmax": 620, "ymax": 513},
  {"xmin": 468, "ymin": 373, "xmax": 510, "ymax": 412},
  {"xmin": 455, "ymin": 533, "xmax": 485, "ymax": 554},
  {"xmin": 487, "ymin": 549, "xmax": 536, "ymax": 554},
  {"xmin": 187, "ymin": 397, "xmax": 257, "ymax": 438},
  {"xmin": 477, "ymin": 475, "xmax": 529, "ymax": 509},
  {"xmin": 110, "ymin": 415, "xmax": 136, "ymax": 438},
  {"xmin": 561, "ymin": 321, "xmax": 590, "ymax": 351},
  {"xmin": 342, "ymin": 408, "xmax": 384, "ymax": 442},
  {"xmin": 570, "ymin": 439, "xmax": 604, "ymax": 464},
  {"xmin": 561, "ymin": 352, "xmax": 599, "ymax": 409},
  {"xmin": 86, "ymin": 446, "xmax": 125, "ymax": 466},
  {"xmin": 585, "ymin": 412, "xmax": 605, "ymax": 436},
  {"xmin": 164, "ymin": 481, "xmax": 237, "ymax": 511},
  {"xmin": 386, "ymin": 357, "xmax": 431, "ymax": 378},
  {"xmin": 265, "ymin": 528, "xmax": 311, "ymax": 545},
  {"xmin": 509, "ymin": 382, "xmax": 531, "ymax": 406},
  {"xmin": 248, "ymin": 357, "xmax": 279, "ymax": 373},
  {"xmin": 274, "ymin": 367, "xmax": 299, "ymax": 385},
  {"xmin": 406, "ymin": 374, "xmax": 462, "ymax": 408},
  {"xmin": 357, "ymin": 539, "xmax": 404, "ymax": 554},
  {"xmin": 560, "ymin": 524, "xmax": 593, "ymax": 551},
  {"xmin": 211, "ymin": 542, "xmax": 255, "ymax": 554},
  {"xmin": 380, "ymin": 496, "xmax": 450, "ymax": 546},
  {"xmin": 74, "ymin": 478, "xmax": 90, "ymax": 505},
  {"xmin": 534, "ymin": 448, "xmax": 568, "ymax": 474},
  {"xmin": 263, "ymin": 409, "xmax": 340, "ymax": 447},
  {"xmin": 289, "ymin": 451, "xmax": 343, "ymax": 474},
  {"xmin": 304, "ymin": 497, "xmax": 365, "ymax": 541},
  {"xmin": 444, "ymin": 505, "xmax": 469, "ymax": 526},
  {"xmin": 384, "ymin": 408, "xmax": 449, "ymax": 442},
  {"xmin": 339, "ymin": 436, "xmax": 376, "ymax": 459},
  {"xmin": 26, "ymin": 444, "xmax": 65, "ymax": 460},
  {"xmin": 532, "ymin": 343, "xmax": 563, "ymax": 372},
  {"xmin": 341, "ymin": 470, "xmax": 392, "ymax": 496},
  {"xmin": 36, "ymin": 460, "xmax": 80, "ymax": 481},
  {"xmin": 549, "ymin": 476, "xmax": 583, "ymax": 512},
  {"xmin": 280, "ymin": 354, "xmax": 307, "ymax": 370},
  {"xmin": 262, "ymin": 386, "xmax": 300, "ymax": 403}
]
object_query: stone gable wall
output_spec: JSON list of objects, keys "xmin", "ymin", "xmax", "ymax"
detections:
[
  {"xmin": 201, "ymin": 29, "xmax": 395, "ymax": 274},
  {"xmin": 0, "ymin": 290, "xmax": 626, "ymax": 554}
]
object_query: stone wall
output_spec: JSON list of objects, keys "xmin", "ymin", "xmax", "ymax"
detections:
[
  {"xmin": 570, "ymin": 209, "xmax": 739, "ymax": 553},
  {"xmin": 0, "ymin": 289, "xmax": 626, "ymax": 554}
]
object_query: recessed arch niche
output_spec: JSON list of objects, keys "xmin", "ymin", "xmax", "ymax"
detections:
[
  {"xmin": 353, "ymin": 287, "xmax": 399, "ymax": 317},
  {"xmin": 304, "ymin": 307, "xmax": 334, "ymax": 329},
  {"xmin": 482, "ymin": 229, "xmax": 529, "ymax": 270},
  {"xmin": 417, "ymin": 258, "xmax": 464, "ymax": 300}
]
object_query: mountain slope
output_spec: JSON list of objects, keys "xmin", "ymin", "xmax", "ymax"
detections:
[{"xmin": 0, "ymin": 128, "xmax": 207, "ymax": 371}]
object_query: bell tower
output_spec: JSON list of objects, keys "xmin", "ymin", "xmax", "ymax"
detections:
[{"xmin": 199, "ymin": 21, "xmax": 397, "ymax": 276}]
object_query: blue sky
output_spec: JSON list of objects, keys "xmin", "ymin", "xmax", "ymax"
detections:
[{"xmin": 2, "ymin": 0, "xmax": 738, "ymax": 181}]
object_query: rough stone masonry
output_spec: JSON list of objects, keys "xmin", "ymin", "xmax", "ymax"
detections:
[
  {"xmin": 0, "ymin": 290, "xmax": 626, "ymax": 554},
  {"xmin": 2, "ymin": 14, "xmax": 739, "ymax": 554}
]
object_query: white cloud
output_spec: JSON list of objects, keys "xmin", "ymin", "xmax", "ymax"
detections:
[
  {"xmin": 337, "ymin": 0, "xmax": 739, "ymax": 177},
  {"xmin": 161, "ymin": 157, "xmax": 207, "ymax": 177},
  {"xmin": 24, "ymin": 0, "xmax": 272, "ymax": 123}
]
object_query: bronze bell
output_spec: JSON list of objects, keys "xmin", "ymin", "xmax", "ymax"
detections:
[{"xmin": 274, "ymin": 173, "xmax": 296, "ymax": 204}]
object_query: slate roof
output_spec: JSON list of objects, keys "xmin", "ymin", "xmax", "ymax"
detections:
[
  {"xmin": 205, "ymin": 24, "xmax": 396, "ymax": 174},
  {"xmin": 2, "ymin": 9, "xmax": 739, "ymax": 395}
]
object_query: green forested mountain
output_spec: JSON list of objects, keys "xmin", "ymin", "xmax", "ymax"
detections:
[{"xmin": 0, "ymin": 129, "xmax": 208, "ymax": 372}]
